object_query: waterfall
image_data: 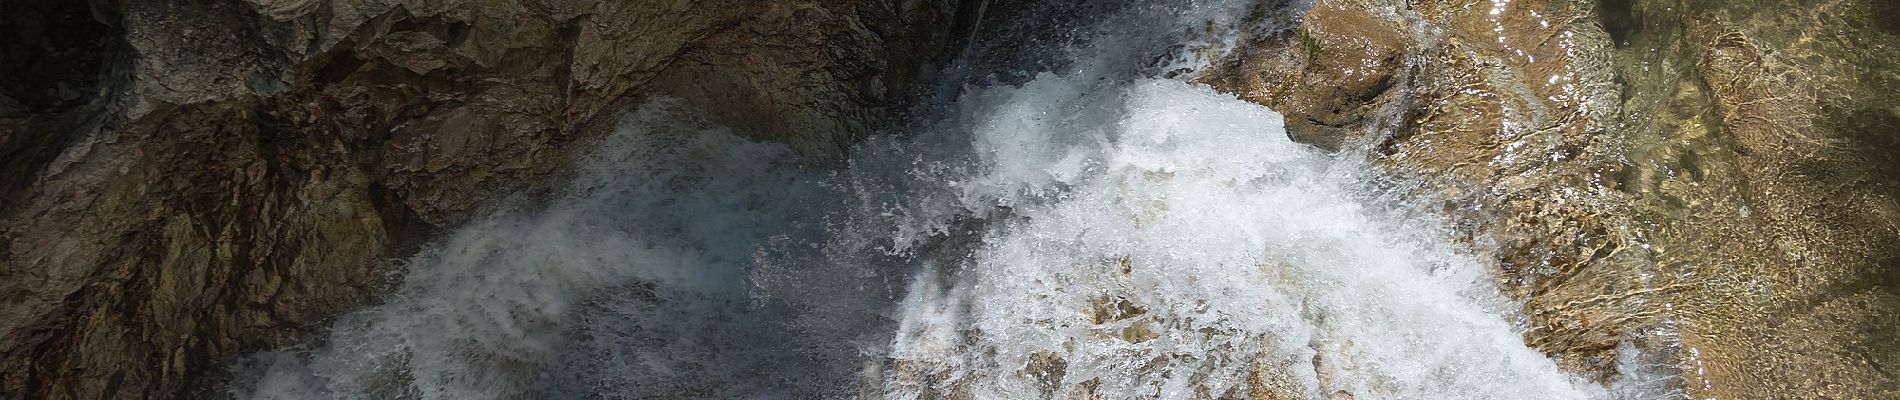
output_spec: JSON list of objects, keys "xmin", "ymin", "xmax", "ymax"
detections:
[{"xmin": 231, "ymin": 1, "xmax": 1642, "ymax": 398}]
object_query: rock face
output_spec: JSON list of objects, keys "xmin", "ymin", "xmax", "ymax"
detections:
[
  {"xmin": 1205, "ymin": 0, "xmax": 1900, "ymax": 397},
  {"xmin": 0, "ymin": 0, "xmax": 973, "ymax": 398},
  {"xmin": 7, "ymin": 0, "xmax": 1896, "ymax": 398}
]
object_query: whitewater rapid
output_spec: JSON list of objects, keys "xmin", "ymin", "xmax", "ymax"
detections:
[
  {"xmin": 232, "ymin": 1, "xmax": 1646, "ymax": 399},
  {"xmin": 868, "ymin": 74, "xmax": 1609, "ymax": 399}
]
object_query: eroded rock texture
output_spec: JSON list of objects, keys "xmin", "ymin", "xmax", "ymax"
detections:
[
  {"xmin": 1206, "ymin": 0, "xmax": 1900, "ymax": 397},
  {"xmin": 0, "ymin": 0, "xmax": 972, "ymax": 398}
]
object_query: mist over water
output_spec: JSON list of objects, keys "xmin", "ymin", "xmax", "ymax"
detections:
[
  {"xmin": 233, "ymin": 1, "xmax": 1648, "ymax": 398},
  {"xmin": 234, "ymin": 101, "xmax": 848, "ymax": 398}
]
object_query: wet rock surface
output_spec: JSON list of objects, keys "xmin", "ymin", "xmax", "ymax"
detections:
[
  {"xmin": 0, "ymin": 0, "xmax": 969, "ymax": 398},
  {"xmin": 4, "ymin": 0, "xmax": 1897, "ymax": 398},
  {"xmin": 1208, "ymin": 0, "xmax": 1644, "ymax": 379},
  {"xmin": 1620, "ymin": 0, "xmax": 1900, "ymax": 397},
  {"xmin": 1207, "ymin": 0, "xmax": 1900, "ymax": 397}
]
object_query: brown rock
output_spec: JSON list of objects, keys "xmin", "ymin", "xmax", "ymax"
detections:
[
  {"xmin": 1087, "ymin": 295, "xmax": 1148, "ymax": 324},
  {"xmin": 1616, "ymin": 0, "xmax": 1900, "ymax": 397},
  {"xmin": 1207, "ymin": 0, "xmax": 1900, "ymax": 397},
  {"xmin": 1204, "ymin": 0, "xmax": 1412, "ymax": 150},
  {"xmin": 0, "ymin": 0, "xmax": 973, "ymax": 398}
]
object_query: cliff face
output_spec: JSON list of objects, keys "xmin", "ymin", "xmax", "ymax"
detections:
[
  {"xmin": 1206, "ymin": 0, "xmax": 1900, "ymax": 397},
  {"xmin": 0, "ymin": 0, "xmax": 971, "ymax": 398}
]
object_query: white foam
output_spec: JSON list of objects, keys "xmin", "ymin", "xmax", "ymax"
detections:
[
  {"xmin": 874, "ymin": 74, "xmax": 1605, "ymax": 399},
  {"xmin": 230, "ymin": 1, "xmax": 1630, "ymax": 398}
]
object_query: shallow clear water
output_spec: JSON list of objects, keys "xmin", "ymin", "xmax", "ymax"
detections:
[{"xmin": 229, "ymin": 1, "xmax": 1660, "ymax": 398}]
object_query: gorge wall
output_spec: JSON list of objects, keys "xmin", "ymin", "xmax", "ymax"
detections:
[
  {"xmin": 0, "ymin": 0, "xmax": 973, "ymax": 398},
  {"xmin": 2, "ymin": 0, "xmax": 1896, "ymax": 398}
]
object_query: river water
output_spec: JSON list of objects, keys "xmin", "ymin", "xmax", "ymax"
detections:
[{"xmin": 230, "ymin": 1, "xmax": 1670, "ymax": 398}]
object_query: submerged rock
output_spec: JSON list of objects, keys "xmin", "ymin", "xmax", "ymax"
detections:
[
  {"xmin": 0, "ymin": 0, "xmax": 972, "ymax": 398},
  {"xmin": 1621, "ymin": 1, "xmax": 1900, "ymax": 397}
]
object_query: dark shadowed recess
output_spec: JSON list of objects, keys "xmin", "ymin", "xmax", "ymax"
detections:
[{"xmin": 0, "ymin": 0, "xmax": 119, "ymax": 209}]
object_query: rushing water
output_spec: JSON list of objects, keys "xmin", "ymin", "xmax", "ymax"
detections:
[{"xmin": 232, "ymin": 1, "xmax": 1651, "ymax": 398}]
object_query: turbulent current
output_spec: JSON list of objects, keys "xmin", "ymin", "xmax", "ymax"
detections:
[{"xmin": 232, "ymin": 1, "xmax": 1658, "ymax": 399}]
